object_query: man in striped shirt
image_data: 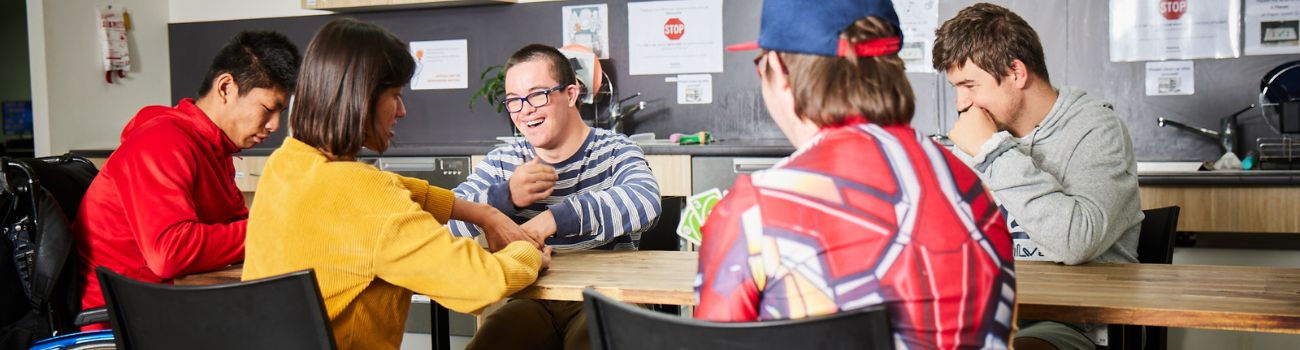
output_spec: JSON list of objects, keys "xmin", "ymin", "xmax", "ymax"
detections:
[{"xmin": 451, "ymin": 44, "xmax": 661, "ymax": 350}]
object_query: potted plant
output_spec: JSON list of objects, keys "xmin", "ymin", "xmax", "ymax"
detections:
[{"xmin": 469, "ymin": 65, "xmax": 506, "ymax": 113}]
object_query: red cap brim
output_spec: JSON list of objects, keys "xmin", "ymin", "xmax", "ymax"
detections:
[{"xmin": 725, "ymin": 41, "xmax": 760, "ymax": 52}]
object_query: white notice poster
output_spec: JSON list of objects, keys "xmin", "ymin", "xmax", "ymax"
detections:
[
  {"xmin": 676, "ymin": 74, "xmax": 712, "ymax": 104},
  {"xmin": 409, "ymin": 40, "xmax": 468, "ymax": 90},
  {"xmin": 1110, "ymin": 0, "xmax": 1241, "ymax": 62},
  {"xmin": 895, "ymin": 0, "xmax": 939, "ymax": 73},
  {"xmin": 1145, "ymin": 61, "xmax": 1195, "ymax": 96},
  {"xmin": 563, "ymin": 4, "xmax": 610, "ymax": 59},
  {"xmin": 628, "ymin": 0, "xmax": 724, "ymax": 75},
  {"xmin": 1246, "ymin": 0, "xmax": 1300, "ymax": 56}
]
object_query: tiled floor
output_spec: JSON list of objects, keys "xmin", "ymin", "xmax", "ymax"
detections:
[{"xmin": 399, "ymin": 333, "xmax": 470, "ymax": 350}]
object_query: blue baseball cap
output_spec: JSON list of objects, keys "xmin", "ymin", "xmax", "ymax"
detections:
[{"xmin": 728, "ymin": 0, "xmax": 903, "ymax": 57}]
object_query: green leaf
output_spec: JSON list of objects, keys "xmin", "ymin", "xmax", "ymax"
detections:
[{"xmin": 471, "ymin": 64, "xmax": 507, "ymax": 110}]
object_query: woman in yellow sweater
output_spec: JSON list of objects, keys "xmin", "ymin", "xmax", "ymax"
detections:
[{"xmin": 242, "ymin": 18, "xmax": 551, "ymax": 349}]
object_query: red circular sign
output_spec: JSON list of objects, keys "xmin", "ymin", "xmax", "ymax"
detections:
[
  {"xmin": 1160, "ymin": 0, "xmax": 1187, "ymax": 20},
  {"xmin": 664, "ymin": 18, "xmax": 685, "ymax": 40}
]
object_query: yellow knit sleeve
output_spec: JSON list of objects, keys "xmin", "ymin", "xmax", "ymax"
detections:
[
  {"xmin": 397, "ymin": 176, "xmax": 455, "ymax": 224},
  {"xmin": 374, "ymin": 212, "xmax": 542, "ymax": 314}
]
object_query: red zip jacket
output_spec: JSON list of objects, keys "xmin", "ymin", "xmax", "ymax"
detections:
[{"xmin": 74, "ymin": 98, "xmax": 248, "ymax": 327}]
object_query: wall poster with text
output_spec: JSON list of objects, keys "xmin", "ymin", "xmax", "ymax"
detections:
[{"xmin": 1110, "ymin": 0, "xmax": 1242, "ymax": 62}]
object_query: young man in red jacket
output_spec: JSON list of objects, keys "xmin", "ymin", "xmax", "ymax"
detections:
[{"xmin": 73, "ymin": 31, "xmax": 300, "ymax": 329}]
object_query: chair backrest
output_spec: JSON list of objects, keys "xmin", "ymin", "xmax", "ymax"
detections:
[
  {"xmin": 97, "ymin": 267, "xmax": 337, "ymax": 350},
  {"xmin": 583, "ymin": 288, "xmax": 893, "ymax": 350},
  {"xmin": 1111, "ymin": 206, "xmax": 1181, "ymax": 350},
  {"xmin": 1137, "ymin": 206, "xmax": 1181, "ymax": 264},
  {"xmin": 0, "ymin": 154, "xmax": 99, "ymax": 347},
  {"xmin": 637, "ymin": 197, "xmax": 682, "ymax": 252}
]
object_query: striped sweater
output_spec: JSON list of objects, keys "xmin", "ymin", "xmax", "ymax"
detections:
[{"xmin": 450, "ymin": 128, "xmax": 661, "ymax": 250}]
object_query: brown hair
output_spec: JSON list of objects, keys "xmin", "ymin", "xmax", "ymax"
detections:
[
  {"xmin": 289, "ymin": 18, "xmax": 415, "ymax": 157},
  {"xmin": 932, "ymin": 3, "xmax": 1050, "ymax": 84},
  {"xmin": 504, "ymin": 44, "xmax": 577, "ymax": 89},
  {"xmin": 769, "ymin": 16, "xmax": 914, "ymax": 126}
]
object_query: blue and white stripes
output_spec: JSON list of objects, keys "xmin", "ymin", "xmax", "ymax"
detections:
[{"xmin": 450, "ymin": 128, "xmax": 661, "ymax": 251}]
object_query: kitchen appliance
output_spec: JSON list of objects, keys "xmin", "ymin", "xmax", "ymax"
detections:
[
  {"xmin": 692, "ymin": 157, "xmax": 783, "ymax": 193},
  {"xmin": 1256, "ymin": 60, "xmax": 1300, "ymax": 169},
  {"xmin": 369, "ymin": 156, "xmax": 473, "ymax": 345}
]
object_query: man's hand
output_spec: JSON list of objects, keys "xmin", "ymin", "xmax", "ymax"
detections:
[
  {"xmin": 481, "ymin": 211, "xmax": 543, "ymax": 252},
  {"xmin": 521, "ymin": 211, "xmax": 558, "ymax": 244},
  {"xmin": 948, "ymin": 106, "xmax": 999, "ymax": 157},
  {"xmin": 539, "ymin": 246, "xmax": 553, "ymax": 270},
  {"xmin": 509, "ymin": 157, "xmax": 557, "ymax": 208}
]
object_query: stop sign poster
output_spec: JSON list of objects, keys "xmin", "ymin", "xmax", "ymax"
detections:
[
  {"xmin": 628, "ymin": 0, "xmax": 724, "ymax": 75},
  {"xmin": 1109, "ymin": 0, "xmax": 1241, "ymax": 62}
]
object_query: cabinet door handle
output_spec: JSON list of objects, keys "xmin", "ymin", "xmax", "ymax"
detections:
[
  {"xmin": 383, "ymin": 163, "xmax": 438, "ymax": 171},
  {"xmin": 732, "ymin": 158, "xmax": 779, "ymax": 173}
]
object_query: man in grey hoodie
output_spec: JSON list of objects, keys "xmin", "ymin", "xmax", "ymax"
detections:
[{"xmin": 933, "ymin": 3, "xmax": 1144, "ymax": 350}]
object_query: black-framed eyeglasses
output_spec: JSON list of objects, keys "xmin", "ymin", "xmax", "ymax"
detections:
[{"xmin": 500, "ymin": 85, "xmax": 565, "ymax": 113}]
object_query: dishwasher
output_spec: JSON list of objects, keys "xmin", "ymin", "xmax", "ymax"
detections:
[
  {"xmin": 691, "ymin": 157, "xmax": 784, "ymax": 193},
  {"xmin": 370, "ymin": 156, "xmax": 474, "ymax": 347}
]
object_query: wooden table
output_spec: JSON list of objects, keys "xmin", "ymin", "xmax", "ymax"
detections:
[
  {"xmin": 174, "ymin": 251, "xmax": 1300, "ymax": 334},
  {"xmin": 513, "ymin": 250, "xmax": 697, "ymax": 305},
  {"xmin": 1016, "ymin": 260, "xmax": 1300, "ymax": 334}
]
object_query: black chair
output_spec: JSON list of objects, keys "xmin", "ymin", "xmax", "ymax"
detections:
[
  {"xmin": 0, "ymin": 154, "xmax": 100, "ymax": 348},
  {"xmin": 1109, "ymin": 206, "xmax": 1180, "ymax": 350},
  {"xmin": 96, "ymin": 267, "xmax": 337, "ymax": 350},
  {"xmin": 583, "ymin": 287, "xmax": 893, "ymax": 350}
]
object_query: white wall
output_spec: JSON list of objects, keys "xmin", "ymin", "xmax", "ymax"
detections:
[
  {"xmin": 169, "ymin": 0, "xmax": 328, "ymax": 24},
  {"xmin": 28, "ymin": 0, "xmax": 172, "ymax": 155},
  {"xmin": 27, "ymin": 0, "xmax": 327, "ymax": 156}
]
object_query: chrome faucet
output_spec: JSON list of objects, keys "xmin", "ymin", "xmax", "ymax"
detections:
[
  {"xmin": 609, "ymin": 95, "xmax": 646, "ymax": 135},
  {"xmin": 1157, "ymin": 104, "xmax": 1255, "ymax": 155},
  {"xmin": 597, "ymin": 70, "xmax": 649, "ymax": 134}
]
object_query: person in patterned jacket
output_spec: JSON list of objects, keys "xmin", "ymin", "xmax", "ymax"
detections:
[{"xmin": 695, "ymin": 0, "xmax": 1017, "ymax": 349}]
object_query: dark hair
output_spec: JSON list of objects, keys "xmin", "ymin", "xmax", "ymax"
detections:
[
  {"xmin": 769, "ymin": 16, "xmax": 914, "ymax": 126},
  {"xmin": 197, "ymin": 30, "xmax": 301, "ymax": 96},
  {"xmin": 932, "ymin": 3, "xmax": 1050, "ymax": 84},
  {"xmin": 505, "ymin": 44, "xmax": 577, "ymax": 89},
  {"xmin": 289, "ymin": 18, "xmax": 415, "ymax": 158}
]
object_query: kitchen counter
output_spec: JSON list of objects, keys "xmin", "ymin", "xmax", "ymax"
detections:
[
  {"xmin": 1138, "ymin": 170, "xmax": 1300, "ymax": 186},
  {"xmin": 1137, "ymin": 163, "xmax": 1300, "ymax": 185}
]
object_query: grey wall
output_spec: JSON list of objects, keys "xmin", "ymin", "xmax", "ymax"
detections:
[
  {"xmin": 168, "ymin": 0, "xmax": 1300, "ymax": 161},
  {"xmin": 1, "ymin": 0, "xmax": 31, "ymax": 103},
  {"xmin": 169, "ymin": 0, "xmax": 780, "ymax": 151},
  {"xmin": 932, "ymin": 0, "xmax": 1300, "ymax": 161}
]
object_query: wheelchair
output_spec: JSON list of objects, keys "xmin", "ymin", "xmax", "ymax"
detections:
[{"xmin": 0, "ymin": 154, "xmax": 116, "ymax": 349}]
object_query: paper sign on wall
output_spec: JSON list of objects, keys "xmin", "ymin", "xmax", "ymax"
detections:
[
  {"xmin": 628, "ymin": 0, "xmax": 724, "ymax": 75},
  {"xmin": 896, "ymin": 0, "xmax": 939, "ymax": 73},
  {"xmin": 409, "ymin": 40, "xmax": 468, "ymax": 90},
  {"xmin": 676, "ymin": 74, "xmax": 712, "ymax": 104},
  {"xmin": 1246, "ymin": 0, "xmax": 1300, "ymax": 56},
  {"xmin": 1110, "ymin": 0, "xmax": 1241, "ymax": 62},
  {"xmin": 1145, "ymin": 61, "xmax": 1195, "ymax": 96},
  {"xmin": 563, "ymin": 4, "xmax": 610, "ymax": 59}
]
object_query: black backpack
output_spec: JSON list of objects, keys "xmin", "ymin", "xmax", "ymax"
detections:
[{"xmin": 0, "ymin": 155, "xmax": 99, "ymax": 348}]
